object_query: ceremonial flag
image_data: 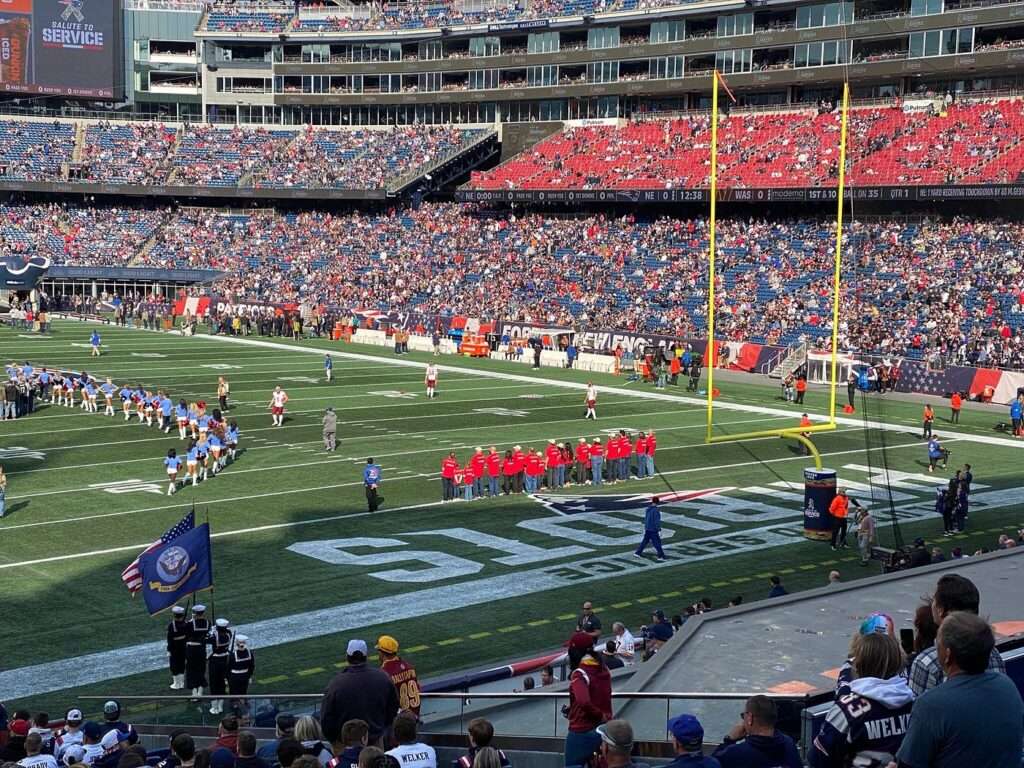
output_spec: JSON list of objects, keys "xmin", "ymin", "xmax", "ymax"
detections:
[
  {"xmin": 120, "ymin": 509, "xmax": 195, "ymax": 593},
  {"xmin": 139, "ymin": 522, "xmax": 213, "ymax": 616}
]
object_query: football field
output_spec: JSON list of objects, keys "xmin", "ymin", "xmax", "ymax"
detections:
[{"xmin": 2, "ymin": 320, "xmax": 1023, "ymax": 715}]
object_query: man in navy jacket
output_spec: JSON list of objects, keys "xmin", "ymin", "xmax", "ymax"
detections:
[{"xmin": 712, "ymin": 696, "xmax": 801, "ymax": 768}]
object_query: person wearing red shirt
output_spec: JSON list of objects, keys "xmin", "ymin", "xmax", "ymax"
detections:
[
  {"xmin": 590, "ymin": 438, "xmax": 605, "ymax": 486},
  {"xmin": 484, "ymin": 446, "xmax": 501, "ymax": 497},
  {"xmin": 574, "ymin": 438, "xmax": 590, "ymax": 485},
  {"xmin": 616, "ymin": 430, "xmax": 631, "ymax": 481},
  {"xmin": 500, "ymin": 449, "xmax": 517, "ymax": 495},
  {"xmin": 564, "ymin": 632, "xmax": 613, "ymax": 767},
  {"xmin": 644, "ymin": 431, "xmax": 657, "ymax": 477},
  {"xmin": 461, "ymin": 459, "xmax": 476, "ymax": 502},
  {"xmin": 545, "ymin": 439, "xmax": 562, "ymax": 489},
  {"xmin": 634, "ymin": 431, "xmax": 648, "ymax": 479},
  {"xmin": 949, "ymin": 392, "xmax": 962, "ymax": 424},
  {"xmin": 469, "ymin": 447, "xmax": 486, "ymax": 498},
  {"xmin": 511, "ymin": 445, "xmax": 525, "ymax": 494},
  {"xmin": 524, "ymin": 448, "xmax": 544, "ymax": 493},
  {"xmin": 559, "ymin": 442, "xmax": 573, "ymax": 486},
  {"xmin": 376, "ymin": 635, "xmax": 421, "ymax": 718},
  {"xmin": 795, "ymin": 375, "xmax": 807, "ymax": 405},
  {"xmin": 441, "ymin": 452, "xmax": 459, "ymax": 502},
  {"xmin": 605, "ymin": 434, "xmax": 619, "ymax": 483}
]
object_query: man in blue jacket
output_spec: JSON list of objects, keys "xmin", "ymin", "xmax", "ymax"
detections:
[
  {"xmin": 634, "ymin": 496, "xmax": 666, "ymax": 561},
  {"xmin": 664, "ymin": 715, "xmax": 719, "ymax": 768},
  {"xmin": 712, "ymin": 696, "xmax": 801, "ymax": 768},
  {"xmin": 364, "ymin": 458, "xmax": 382, "ymax": 512}
]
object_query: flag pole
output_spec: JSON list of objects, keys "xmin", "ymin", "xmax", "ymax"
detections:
[{"xmin": 205, "ymin": 504, "xmax": 216, "ymax": 618}]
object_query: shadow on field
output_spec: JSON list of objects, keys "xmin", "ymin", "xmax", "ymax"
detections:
[{"xmin": 3, "ymin": 499, "xmax": 30, "ymax": 517}]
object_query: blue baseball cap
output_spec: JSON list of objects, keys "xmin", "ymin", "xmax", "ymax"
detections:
[
  {"xmin": 667, "ymin": 714, "xmax": 703, "ymax": 747},
  {"xmin": 82, "ymin": 721, "xmax": 103, "ymax": 740}
]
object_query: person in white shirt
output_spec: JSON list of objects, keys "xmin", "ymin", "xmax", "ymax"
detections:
[
  {"xmin": 612, "ymin": 622, "xmax": 636, "ymax": 664},
  {"xmin": 268, "ymin": 386, "xmax": 289, "ymax": 427},
  {"xmin": 19, "ymin": 733, "xmax": 59, "ymax": 768},
  {"xmin": 424, "ymin": 364, "xmax": 438, "ymax": 399},
  {"xmin": 386, "ymin": 714, "xmax": 436, "ymax": 768},
  {"xmin": 79, "ymin": 722, "xmax": 105, "ymax": 766},
  {"xmin": 54, "ymin": 710, "xmax": 84, "ymax": 762},
  {"xmin": 584, "ymin": 383, "xmax": 598, "ymax": 420}
]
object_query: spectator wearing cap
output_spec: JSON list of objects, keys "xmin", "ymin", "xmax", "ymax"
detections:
[
  {"xmin": 646, "ymin": 610, "xmax": 673, "ymax": 652},
  {"xmin": 576, "ymin": 601, "xmax": 601, "ymax": 640},
  {"xmin": 55, "ymin": 710, "xmax": 84, "ymax": 762},
  {"xmin": 712, "ymin": 696, "xmax": 801, "ymax": 768},
  {"xmin": 61, "ymin": 745, "xmax": 86, "ymax": 767},
  {"xmin": 18, "ymin": 733, "xmax": 58, "ymax": 768},
  {"xmin": 665, "ymin": 715, "xmax": 718, "ymax": 768},
  {"xmin": 3, "ymin": 715, "xmax": 31, "ymax": 762},
  {"xmin": 80, "ymin": 723, "xmax": 105, "ymax": 766},
  {"xmin": 98, "ymin": 703, "xmax": 135, "ymax": 747},
  {"xmin": 235, "ymin": 733, "xmax": 266, "ymax": 768},
  {"xmin": 908, "ymin": 574, "xmax": 1006, "ymax": 696},
  {"xmin": 564, "ymin": 632, "xmax": 612, "ymax": 767},
  {"xmin": 330, "ymin": 720, "xmax": 368, "ymax": 768},
  {"xmin": 455, "ymin": 719, "xmax": 510, "ymax": 768},
  {"xmin": 896, "ymin": 612, "xmax": 1023, "ymax": 768},
  {"xmin": 576, "ymin": 720, "xmax": 647, "ymax": 768},
  {"xmin": 320, "ymin": 640, "xmax": 399, "ymax": 747},
  {"xmin": 376, "ymin": 636, "xmax": 421, "ymax": 719},
  {"xmin": 256, "ymin": 715, "xmax": 296, "ymax": 767},
  {"xmin": 92, "ymin": 729, "xmax": 129, "ymax": 768}
]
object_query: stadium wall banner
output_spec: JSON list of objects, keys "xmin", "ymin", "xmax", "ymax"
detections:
[{"xmin": 455, "ymin": 184, "xmax": 1024, "ymax": 204}]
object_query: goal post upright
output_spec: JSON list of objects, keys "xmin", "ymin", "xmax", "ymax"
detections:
[{"xmin": 703, "ymin": 78, "xmax": 853, "ymax": 468}]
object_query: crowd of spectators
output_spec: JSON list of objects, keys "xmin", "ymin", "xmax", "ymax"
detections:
[
  {"xmin": 0, "ymin": 205, "xmax": 1021, "ymax": 365},
  {"xmin": 467, "ymin": 98, "xmax": 1024, "ymax": 190},
  {"xmin": 8, "ymin": 202, "xmax": 1024, "ymax": 367},
  {"xmin": 0, "ymin": 119, "xmax": 482, "ymax": 191}
]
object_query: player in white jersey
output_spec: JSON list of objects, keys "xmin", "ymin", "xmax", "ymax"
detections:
[
  {"xmin": 268, "ymin": 386, "xmax": 288, "ymax": 426},
  {"xmin": 424, "ymin": 364, "xmax": 438, "ymax": 398},
  {"xmin": 584, "ymin": 383, "xmax": 598, "ymax": 420}
]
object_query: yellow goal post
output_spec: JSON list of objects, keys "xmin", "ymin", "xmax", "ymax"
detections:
[{"xmin": 703, "ymin": 73, "xmax": 852, "ymax": 470}]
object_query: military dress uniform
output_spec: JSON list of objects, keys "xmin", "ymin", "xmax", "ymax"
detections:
[
  {"xmin": 227, "ymin": 635, "xmax": 255, "ymax": 696},
  {"xmin": 207, "ymin": 618, "xmax": 233, "ymax": 714},
  {"xmin": 184, "ymin": 605, "xmax": 210, "ymax": 696},
  {"xmin": 167, "ymin": 606, "xmax": 188, "ymax": 690}
]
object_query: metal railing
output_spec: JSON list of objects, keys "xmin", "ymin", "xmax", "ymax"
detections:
[{"xmin": 79, "ymin": 690, "xmax": 811, "ymax": 739}]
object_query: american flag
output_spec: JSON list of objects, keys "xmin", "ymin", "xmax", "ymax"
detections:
[{"xmin": 121, "ymin": 510, "xmax": 195, "ymax": 594}]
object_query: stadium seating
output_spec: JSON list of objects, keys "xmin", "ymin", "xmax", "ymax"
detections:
[
  {"xmin": 7, "ymin": 201, "xmax": 1024, "ymax": 368},
  {"xmin": 0, "ymin": 120, "xmax": 75, "ymax": 181},
  {"xmin": 467, "ymin": 98, "xmax": 1024, "ymax": 190}
]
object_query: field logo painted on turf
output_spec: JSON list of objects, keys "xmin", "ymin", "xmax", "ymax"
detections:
[
  {"xmin": 0, "ymin": 447, "xmax": 46, "ymax": 461},
  {"xmin": 280, "ymin": 376, "xmax": 320, "ymax": 384},
  {"xmin": 131, "ymin": 352, "xmax": 168, "ymax": 358},
  {"xmin": 474, "ymin": 407, "xmax": 529, "ymax": 417},
  {"xmin": 369, "ymin": 390, "xmax": 417, "ymax": 399},
  {"xmin": 88, "ymin": 479, "xmax": 165, "ymax": 495},
  {"xmin": 200, "ymin": 364, "xmax": 243, "ymax": 370}
]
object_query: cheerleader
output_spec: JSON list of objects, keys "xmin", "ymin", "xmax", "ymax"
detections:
[
  {"xmin": 225, "ymin": 421, "xmax": 239, "ymax": 462},
  {"xmin": 188, "ymin": 403, "xmax": 200, "ymax": 439},
  {"xmin": 134, "ymin": 386, "xmax": 146, "ymax": 422},
  {"xmin": 164, "ymin": 448, "xmax": 182, "ymax": 495},
  {"xmin": 197, "ymin": 408, "xmax": 211, "ymax": 439},
  {"xmin": 51, "ymin": 373, "xmax": 64, "ymax": 406},
  {"xmin": 83, "ymin": 380, "xmax": 98, "ymax": 413},
  {"xmin": 186, "ymin": 440, "xmax": 200, "ymax": 486},
  {"xmin": 143, "ymin": 391, "xmax": 156, "ymax": 427},
  {"xmin": 100, "ymin": 378, "xmax": 116, "ymax": 417},
  {"xmin": 196, "ymin": 436, "xmax": 210, "ymax": 481},
  {"xmin": 66, "ymin": 376, "xmax": 76, "ymax": 409},
  {"xmin": 120, "ymin": 384, "xmax": 134, "ymax": 420},
  {"xmin": 208, "ymin": 432, "xmax": 223, "ymax": 475},
  {"xmin": 175, "ymin": 399, "xmax": 190, "ymax": 440}
]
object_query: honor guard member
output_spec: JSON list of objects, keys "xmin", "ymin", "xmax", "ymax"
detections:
[
  {"xmin": 185, "ymin": 604, "xmax": 210, "ymax": 697},
  {"xmin": 207, "ymin": 618, "xmax": 233, "ymax": 715},
  {"xmin": 227, "ymin": 635, "xmax": 255, "ymax": 698},
  {"xmin": 167, "ymin": 606, "xmax": 188, "ymax": 690}
]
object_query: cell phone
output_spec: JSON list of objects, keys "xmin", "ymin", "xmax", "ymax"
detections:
[{"xmin": 899, "ymin": 628, "xmax": 915, "ymax": 656}]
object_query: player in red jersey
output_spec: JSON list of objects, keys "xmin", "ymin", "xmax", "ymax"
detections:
[{"xmin": 376, "ymin": 636, "xmax": 421, "ymax": 718}]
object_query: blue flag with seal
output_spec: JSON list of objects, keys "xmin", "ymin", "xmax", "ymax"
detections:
[{"xmin": 139, "ymin": 522, "xmax": 213, "ymax": 615}]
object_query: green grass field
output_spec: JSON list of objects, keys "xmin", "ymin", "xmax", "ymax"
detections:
[{"xmin": 2, "ymin": 320, "xmax": 1023, "ymax": 718}]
